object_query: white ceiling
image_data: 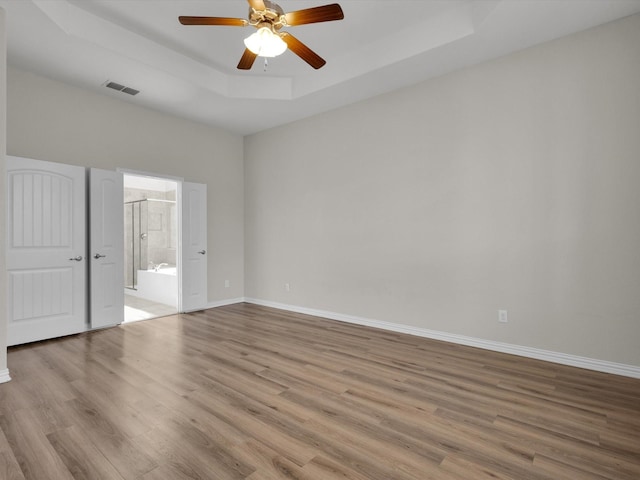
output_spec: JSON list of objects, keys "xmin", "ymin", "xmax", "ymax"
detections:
[{"xmin": 2, "ymin": 0, "xmax": 640, "ymax": 135}]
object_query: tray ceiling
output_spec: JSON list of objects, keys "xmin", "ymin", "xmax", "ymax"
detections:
[{"xmin": 2, "ymin": 0, "xmax": 640, "ymax": 134}]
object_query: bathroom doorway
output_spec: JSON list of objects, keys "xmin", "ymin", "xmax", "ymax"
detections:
[{"xmin": 123, "ymin": 174, "xmax": 179, "ymax": 322}]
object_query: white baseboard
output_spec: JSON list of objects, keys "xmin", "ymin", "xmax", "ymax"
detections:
[
  {"xmin": 206, "ymin": 298, "xmax": 246, "ymax": 309},
  {"xmin": 243, "ymin": 298, "xmax": 640, "ymax": 379},
  {"xmin": 0, "ymin": 368, "xmax": 11, "ymax": 384},
  {"xmin": 180, "ymin": 298, "xmax": 244, "ymax": 313}
]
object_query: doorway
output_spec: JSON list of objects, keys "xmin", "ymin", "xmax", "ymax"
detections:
[{"xmin": 123, "ymin": 174, "xmax": 179, "ymax": 322}]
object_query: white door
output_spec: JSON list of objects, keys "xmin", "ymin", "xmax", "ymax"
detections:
[
  {"xmin": 90, "ymin": 168, "xmax": 124, "ymax": 329},
  {"xmin": 6, "ymin": 156, "xmax": 86, "ymax": 345},
  {"xmin": 181, "ymin": 182, "xmax": 207, "ymax": 312}
]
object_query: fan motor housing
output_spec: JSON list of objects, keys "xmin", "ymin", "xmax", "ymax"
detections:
[{"xmin": 249, "ymin": 0, "xmax": 285, "ymax": 27}]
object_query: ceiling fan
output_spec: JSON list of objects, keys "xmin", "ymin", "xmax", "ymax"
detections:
[{"xmin": 179, "ymin": 0, "xmax": 344, "ymax": 70}]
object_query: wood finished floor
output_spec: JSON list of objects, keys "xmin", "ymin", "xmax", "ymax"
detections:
[{"xmin": 1, "ymin": 303, "xmax": 639, "ymax": 480}]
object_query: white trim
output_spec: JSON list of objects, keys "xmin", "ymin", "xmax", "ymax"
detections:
[
  {"xmin": 181, "ymin": 297, "xmax": 244, "ymax": 313},
  {"xmin": 0, "ymin": 368, "xmax": 11, "ymax": 384},
  {"xmin": 117, "ymin": 168, "xmax": 184, "ymax": 183},
  {"xmin": 177, "ymin": 180, "xmax": 183, "ymax": 313},
  {"xmin": 244, "ymin": 298, "xmax": 640, "ymax": 379},
  {"xmin": 207, "ymin": 298, "xmax": 246, "ymax": 309}
]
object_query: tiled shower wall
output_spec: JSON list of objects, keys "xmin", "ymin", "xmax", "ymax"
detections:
[{"xmin": 124, "ymin": 187, "xmax": 177, "ymax": 288}]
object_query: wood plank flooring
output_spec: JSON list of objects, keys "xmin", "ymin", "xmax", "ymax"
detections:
[{"xmin": 1, "ymin": 302, "xmax": 639, "ymax": 479}]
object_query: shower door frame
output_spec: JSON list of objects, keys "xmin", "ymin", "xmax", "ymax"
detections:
[
  {"xmin": 124, "ymin": 198, "xmax": 177, "ymax": 291},
  {"xmin": 124, "ymin": 198, "xmax": 145, "ymax": 291}
]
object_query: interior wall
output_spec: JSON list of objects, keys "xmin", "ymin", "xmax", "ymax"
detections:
[
  {"xmin": 245, "ymin": 14, "xmax": 640, "ymax": 367},
  {"xmin": 6, "ymin": 66, "xmax": 245, "ymax": 305},
  {"xmin": 0, "ymin": 7, "xmax": 8, "ymax": 377}
]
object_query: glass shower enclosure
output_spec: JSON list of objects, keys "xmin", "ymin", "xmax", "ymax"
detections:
[{"xmin": 124, "ymin": 198, "xmax": 176, "ymax": 290}]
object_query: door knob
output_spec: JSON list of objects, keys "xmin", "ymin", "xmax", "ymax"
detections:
[
  {"xmin": 94, "ymin": 253, "xmax": 106, "ymax": 259},
  {"xmin": 69, "ymin": 256, "xmax": 83, "ymax": 261},
  {"xmin": 198, "ymin": 250, "xmax": 206, "ymax": 255}
]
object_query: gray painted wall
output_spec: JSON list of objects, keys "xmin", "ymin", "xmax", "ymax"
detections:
[
  {"xmin": 2, "ymin": 13, "xmax": 639, "ymax": 374},
  {"xmin": 0, "ymin": 7, "xmax": 7, "ymax": 375},
  {"xmin": 245, "ymin": 14, "xmax": 640, "ymax": 367},
  {"xmin": 6, "ymin": 66, "xmax": 245, "ymax": 305}
]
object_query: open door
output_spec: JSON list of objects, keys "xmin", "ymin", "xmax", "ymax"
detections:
[
  {"xmin": 181, "ymin": 182, "xmax": 207, "ymax": 312},
  {"xmin": 6, "ymin": 156, "xmax": 87, "ymax": 345},
  {"xmin": 90, "ymin": 168, "xmax": 124, "ymax": 328}
]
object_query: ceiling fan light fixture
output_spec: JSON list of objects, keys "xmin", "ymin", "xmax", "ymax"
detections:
[
  {"xmin": 179, "ymin": 2, "xmax": 344, "ymax": 70},
  {"xmin": 244, "ymin": 27, "xmax": 287, "ymax": 57}
]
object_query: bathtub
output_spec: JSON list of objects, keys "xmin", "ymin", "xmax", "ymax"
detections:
[
  {"xmin": 136, "ymin": 266, "xmax": 178, "ymax": 307},
  {"xmin": 152, "ymin": 267, "xmax": 176, "ymax": 276}
]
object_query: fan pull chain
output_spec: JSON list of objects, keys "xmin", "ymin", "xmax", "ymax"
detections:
[{"xmin": 264, "ymin": 58, "xmax": 269, "ymax": 72}]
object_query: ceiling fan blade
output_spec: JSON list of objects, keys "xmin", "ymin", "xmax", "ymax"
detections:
[
  {"xmin": 284, "ymin": 4, "xmax": 344, "ymax": 26},
  {"xmin": 237, "ymin": 49, "xmax": 258, "ymax": 70},
  {"xmin": 281, "ymin": 33, "xmax": 326, "ymax": 69},
  {"xmin": 179, "ymin": 16, "xmax": 247, "ymax": 26},
  {"xmin": 247, "ymin": 0, "xmax": 266, "ymax": 11}
]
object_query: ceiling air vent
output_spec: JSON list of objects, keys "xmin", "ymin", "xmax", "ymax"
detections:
[{"xmin": 105, "ymin": 81, "xmax": 140, "ymax": 96}]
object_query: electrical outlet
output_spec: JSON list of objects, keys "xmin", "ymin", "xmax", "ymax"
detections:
[
  {"xmin": 498, "ymin": 310, "xmax": 508, "ymax": 323},
  {"xmin": 224, "ymin": 280, "xmax": 230, "ymax": 288},
  {"xmin": 285, "ymin": 283, "xmax": 290, "ymax": 292}
]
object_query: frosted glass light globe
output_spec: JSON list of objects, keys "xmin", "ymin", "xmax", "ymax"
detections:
[{"xmin": 244, "ymin": 27, "xmax": 287, "ymax": 57}]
